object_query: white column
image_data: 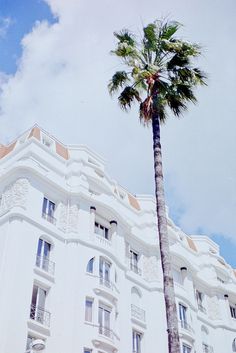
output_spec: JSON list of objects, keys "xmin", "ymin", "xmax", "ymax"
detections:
[{"xmin": 90, "ymin": 206, "xmax": 96, "ymax": 234}]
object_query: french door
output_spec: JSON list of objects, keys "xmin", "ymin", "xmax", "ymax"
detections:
[
  {"xmin": 99, "ymin": 258, "xmax": 111, "ymax": 287},
  {"xmin": 99, "ymin": 306, "xmax": 111, "ymax": 337}
]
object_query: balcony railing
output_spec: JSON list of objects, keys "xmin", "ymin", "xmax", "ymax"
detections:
[
  {"xmin": 131, "ymin": 304, "xmax": 146, "ymax": 322},
  {"xmin": 30, "ymin": 304, "xmax": 51, "ymax": 327},
  {"xmin": 198, "ymin": 303, "xmax": 206, "ymax": 314},
  {"xmin": 100, "ymin": 276, "xmax": 112, "ymax": 289},
  {"xmin": 35, "ymin": 255, "xmax": 55, "ymax": 276},
  {"xmin": 42, "ymin": 212, "xmax": 56, "ymax": 225},
  {"xmin": 202, "ymin": 343, "xmax": 214, "ymax": 353},
  {"xmin": 99, "ymin": 325, "xmax": 114, "ymax": 339},
  {"xmin": 99, "ymin": 276, "xmax": 119, "ymax": 294},
  {"xmin": 180, "ymin": 320, "xmax": 193, "ymax": 332},
  {"xmin": 130, "ymin": 263, "xmax": 142, "ymax": 275}
]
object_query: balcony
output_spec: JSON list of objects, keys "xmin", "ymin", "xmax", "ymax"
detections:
[
  {"xmin": 42, "ymin": 212, "xmax": 56, "ymax": 225},
  {"xmin": 130, "ymin": 263, "xmax": 142, "ymax": 276},
  {"xmin": 91, "ymin": 324, "xmax": 119, "ymax": 352},
  {"xmin": 180, "ymin": 320, "xmax": 193, "ymax": 332},
  {"xmin": 94, "ymin": 276, "xmax": 119, "ymax": 302},
  {"xmin": 131, "ymin": 304, "xmax": 146, "ymax": 322},
  {"xmin": 99, "ymin": 276, "xmax": 113, "ymax": 289},
  {"xmin": 202, "ymin": 343, "xmax": 214, "ymax": 353},
  {"xmin": 35, "ymin": 255, "xmax": 55, "ymax": 276},
  {"xmin": 30, "ymin": 304, "xmax": 51, "ymax": 327},
  {"xmin": 179, "ymin": 320, "xmax": 194, "ymax": 341},
  {"xmin": 99, "ymin": 325, "xmax": 115, "ymax": 340}
]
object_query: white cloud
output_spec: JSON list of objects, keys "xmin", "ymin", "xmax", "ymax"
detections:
[
  {"xmin": 0, "ymin": 17, "xmax": 13, "ymax": 38},
  {"xmin": 0, "ymin": 0, "xmax": 235, "ymax": 243}
]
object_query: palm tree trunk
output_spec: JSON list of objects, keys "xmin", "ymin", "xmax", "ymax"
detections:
[{"xmin": 152, "ymin": 112, "xmax": 180, "ymax": 353}]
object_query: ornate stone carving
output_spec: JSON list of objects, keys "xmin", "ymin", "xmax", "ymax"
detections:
[
  {"xmin": 58, "ymin": 203, "xmax": 68, "ymax": 232},
  {"xmin": 67, "ymin": 204, "xmax": 79, "ymax": 233},
  {"xmin": 207, "ymin": 295, "xmax": 221, "ymax": 320},
  {"xmin": 57, "ymin": 202, "xmax": 79, "ymax": 233},
  {"xmin": 1, "ymin": 178, "xmax": 29, "ymax": 211},
  {"xmin": 143, "ymin": 255, "xmax": 159, "ymax": 282}
]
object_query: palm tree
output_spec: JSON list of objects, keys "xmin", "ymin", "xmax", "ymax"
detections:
[{"xmin": 108, "ymin": 20, "xmax": 206, "ymax": 353}]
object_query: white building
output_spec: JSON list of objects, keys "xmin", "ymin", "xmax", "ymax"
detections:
[{"xmin": 0, "ymin": 125, "xmax": 236, "ymax": 353}]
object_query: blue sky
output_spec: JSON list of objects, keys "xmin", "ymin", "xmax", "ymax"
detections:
[
  {"xmin": 0, "ymin": 0, "xmax": 55, "ymax": 73},
  {"xmin": 0, "ymin": 0, "xmax": 235, "ymax": 268}
]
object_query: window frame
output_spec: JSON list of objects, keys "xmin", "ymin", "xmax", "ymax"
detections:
[
  {"xmin": 86, "ymin": 257, "xmax": 94, "ymax": 273},
  {"xmin": 182, "ymin": 343, "xmax": 191, "ymax": 353},
  {"xmin": 85, "ymin": 298, "xmax": 94, "ymax": 323},
  {"xmin": 42, "ymin": 197, "xmax": 56, "ymax": 224},
  {"xmin": 95, "ymin": 221, "xmax": 109, "ymax": 240},
  {"xmin": 230, "ymin": 305, "xmax": 236, "ymax": 319},
  {"xmin": 132, "ymin": 330, "xmax": 142, "ymax": 353}
]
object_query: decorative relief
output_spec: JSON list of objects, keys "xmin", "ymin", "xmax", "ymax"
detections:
[
  {"xmin": 58, "ymin": 203, "xmax": 68, "ymax": 232},
  {"xmin": 1, "ymin": 178, "xmax": 29, "ymax": 212},
  {"xmin": 143, "ymin": 255, "xmax": 159, "ymax": 282},
  {"xmin": 58, "ymin": 202, "xmax": 79, "ymax": 233},
  {"xmin": 207, "ymin": 296, "xmax": 221, "ymax": 320},
  {"xmin": 67, "ymin": 204, "xmax": 79, "ymax": 233}
]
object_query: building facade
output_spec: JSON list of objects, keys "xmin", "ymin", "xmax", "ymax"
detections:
[{"xmin": 0, "ymin": 125, "xmax": 236, "ymax": 353}]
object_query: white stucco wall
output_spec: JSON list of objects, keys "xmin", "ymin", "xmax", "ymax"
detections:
[{"xmin": 0, "ymin": 127, "xmax": 236, "ymax": 353}]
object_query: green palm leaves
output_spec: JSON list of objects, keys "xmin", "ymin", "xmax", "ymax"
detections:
[{"xmin": 108, "ymin": 20, "xmax": 207, "ymax": 123}]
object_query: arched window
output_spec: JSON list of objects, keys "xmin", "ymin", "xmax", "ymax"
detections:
[
  {"xmin": 232, "ymin": 338, "xmax": 236, "ymax": 352},
  {"xmin": 86, "ymin": 258, "xmax": 94, "ymax": 273}
]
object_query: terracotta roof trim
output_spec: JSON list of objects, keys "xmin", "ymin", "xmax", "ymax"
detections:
[{"xmin": 186, "ymin": 237, "xmax": 198, "ymax": 252}]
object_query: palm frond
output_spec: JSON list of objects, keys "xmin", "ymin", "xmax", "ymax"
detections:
[
  {"xmin": 118, "ymin": 86, "xmax": 141, "ymax": 110},
  {"xmin": 108, "ymin": 71, "xmax": 130, "ymax": 95},
  {"xmin": 180, "ymin": 42, "xmax": 201, "ymax": 57},
  {"xmin": 111, "ymin": 43, "xmax": 139, "ymax": 60},
  {"xmin": 193, "ymin": 68, "xmax": 208, "ymax": 85},
  {"xmin": 143, "ymin": 23, "xmax": 158, "ymax": 52},
  {"xmin": 176, "ymin": 84, "xmax": 197, "ymax": 103},
  {"xmin": 174, "ymin": 68, "xmax": 193, "ymax": 81},
  {"xmin": 167, "ymin": 54, "xmax": 190, "ymax": 70},
  {"xmin": 109, "ymin": 19, "xmax": 207, "ymax": 122},
  {"xmin": 160, "ymin": 21, "xmax": 182, "ymax": 40},
  {"xmin": 166, "ymin": 91, "xmax": 188, "ymax": 116},
  {"xmin": 114, "ymin": 29, "xmax": 136, "ymax": 47}
]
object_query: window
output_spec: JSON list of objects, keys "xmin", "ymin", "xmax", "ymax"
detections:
[
  {"xmin": 86, "ymin": 258, "xmax": 94, "ymax": 273},
  {"xmin": 99, "ymin": 305, "xmax": 111, "ymax": 337},
  {"xmin": 133, "ymin": 330, "xmax": 142, "ymax": 353},
  {"xmin": 95, "ymin": 221, "xmax": 109, "ymax": 239},
  {"xmin": 183, "ymin": 344, "xmax": 191, "ymax": 353},
  {"xmin": 85, "ymin": 298, "xmax": 93, "ymax": 322},
  {"xmin": 42, "ymin": 135, "xmax": 53, "ymax": 148},
  {"xmin": 99, "ymin": 258, "xmax": 111, "ymax": 287},
  {"xmin": 42, "ymin": 197, "xmax": 56, "ymax": 224},
  {"xmin": 84, "ymin": 349, "xmax": 92, "ymax": 353},
  {"xmin": 196, "ymin": 290, "xmax": 205, "ymax": 312},
  {"xmin": 173, "ymin": 269, "xmax": 183, "ymax": 285},
  {"xmin": 30, "ymin": 285, "xmax": 50, "ymax": 327},
  {"xmin": 179, "ymin": 304, "xmax": 188, "ymax": 329},
  {"xmin": 230, "ymin": 306, "xmax": 236, "ymax": 319},
  {"xmin": 232, "ymin": 338, "xmax": 236, "ymax": 352},
  {"xmin": 36, "ymin": 238, "xmax": 54, "ymax": 274},
  {"xmin": 130, "ymin": 250, "xmax": 140, "ymax": 274}
]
